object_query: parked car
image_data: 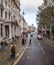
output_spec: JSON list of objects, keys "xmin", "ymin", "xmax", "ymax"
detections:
[{"xmin": 37, "ymin": 34, "xmax": 43, "ymax": 40}]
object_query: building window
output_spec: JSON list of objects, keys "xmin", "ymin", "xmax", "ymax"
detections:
[
  {"xmin": 5, "ymin": 25, "xmax": 9, "ymax": 38},
  {"xmin": 9, "ymin": 12, "xmax": 11, "ymax": 19},
  {"xmin": 0, "ymin": 9, "xmax": 3, "ymax": 18},
  {"xmin": 0, "ymin": 24, "xmax": 3, "ymax": 37},
  {"xmin": 9, "ymin": 0, "xmax": 10, "ymax": 3},
  {"xmin": 8, "ymin": 4, "xmax": 10, "ymax": 8},
  {"xmin": 5, "ymin": 1, "xmax": 7, "ymax": 6},
  {"xmin": 1, "ymin": 9, "xmax": 3, "ymax": 17},
  {"xmin": 5, "ymin": 11, "xmax": 7, "ymax": 19},
  {"xmin": 0, "ymin": 0, "xmax": 3, "ymax": 4},
  {"xmin": 13, "ymin": 15, "xmax": 15, "ymax": 19},
  {"xmin": 0, "ymin": 0, "xmax": 1, "ymax": 4},
  {"xmin": 1, "ymin": 24, "xmax": 3, "ymax": 36}
]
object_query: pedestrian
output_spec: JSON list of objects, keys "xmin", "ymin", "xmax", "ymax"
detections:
[
  {"xmin": 22, "ymin": 35, "xmax": 25, "ymax": 45},
  {"xmin": 29, "ymin": 35, "xmax": 32, "ymax": 45},
  {"xmin": 10, "ymin": 43, "xmax": 16, "ymax": 58},
  {"xmin": 46, "ymin": 30, "xmax": 50, "ymax": 39},
  {"xmin": 4, "ymin": 41, "xmax": 8, "ymax": 50},
  {"xmin": 0, "ymin": 42, "xmax": 4, "ymax": 49},
  {"xmin": 24, "ymin": 35, "xmax": 26, "ymax": 43},
  {"xmin": 22, "ymin": 38, "xmax": 25, "ymax": 45}
]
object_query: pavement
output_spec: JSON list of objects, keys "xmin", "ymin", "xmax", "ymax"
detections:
[
  {"xmin": 43, "ymin": 36, "xmax": 54, "ymax": 45},
  {"xmin": 0, "ymin": 37, "xmax": 29, "ymax": 65}
]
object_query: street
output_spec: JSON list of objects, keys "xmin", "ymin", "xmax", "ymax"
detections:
[
  {"xmin": 1, "ymin": 0, "xmax": 54, "ymax": 65},
  {"xmin": 13, "ymin": 35, "xmax": 54, "ymax": 65}
]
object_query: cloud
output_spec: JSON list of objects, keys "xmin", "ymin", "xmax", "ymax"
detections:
[
  {"xmin": 20, "ymin": 0, "xmax": 43, "ymax": 12},
  {"xmin": 20, "ymin": 0, "xmax": 43, "ymax": 27}
]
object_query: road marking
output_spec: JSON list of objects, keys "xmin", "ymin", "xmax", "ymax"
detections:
[
  {"xmin": 13, "ymin": 45, "xmax": 27, "ymax": 65},
  {"xmin": 38, "ymin": 41, "xmax": 41, "ymax": 47},
  {"xmin": 46, "ymin": 57, "xmax": 49, "ymax": 64},
  {"xmin": 38, "ymin": 42, "xmax": 45, "ymax": 55},
  {"xmin": 7, "ymin": 45, "xmax": 26, "ymax": 65},
  {"xmin": 8, "ymin": 38, "xmax": 29, "ymax": 65},
  {"xmin": 38, "ymin": 41, "xmax": 49, "ymax": 64},
  {"xmin": 40, "ymin": 47, "xmax": 45, "ymax": 55},
  {"xmin": 16, "ymin": 45, "xmax": 26, "ymax": 57}
]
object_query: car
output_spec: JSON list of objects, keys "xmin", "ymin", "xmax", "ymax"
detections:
[{"xmin": 37, "ymin": 34, "xmax": 43, "ymax": 40}]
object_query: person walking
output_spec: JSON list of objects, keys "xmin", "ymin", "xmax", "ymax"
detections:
[
  {"xmin": 22, "ymin": 35, "xmax": 25, "ymax": 45},
  {"xmin": 4, "ymin": 41, "xmax": 8, "ymax": 50},
  {"xmin": 10, "ymin": 43, "xmax": 16, "ymax": 58},
  {"xmin": 1, "ymin": 42, "xmax": 4, "ymax": 49},
  {"xmin": 22, "ymin": 37, "xmax": 25, "ymax": 45},
  {"xmin": 29, "ymin": 35, "xmax": 32, "ymax": 45}
]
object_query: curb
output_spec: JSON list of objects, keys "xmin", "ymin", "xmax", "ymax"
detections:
[
  {"xmin": 43, "ymin": 37, "xmax": 54, "ymax": 42},
  {"xmin": 43, "ymin": 37, "xmax": 54, "ymax": 46},
  {"xmin": 16, "ymin": 44, "xmax": 26, "ymax": 57},
  {"xmin": 10, "ymin": 43, "xmax": 28, "ymax": 65},
  {"xmin": 12, "ymin": 45, "xmax": 27, "ymax": 65},
  {"xmin": 7, "ymin": 37, "xmax": 29, "ymax": 65}
]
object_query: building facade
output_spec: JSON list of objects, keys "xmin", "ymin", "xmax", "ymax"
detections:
[
  {"xmin": 0, "ymin": 0, "xmax": 20, "ymax": 41},
  {"xmin": 19, "ymin": 17, "xmax": 28, "ymax": 35}
]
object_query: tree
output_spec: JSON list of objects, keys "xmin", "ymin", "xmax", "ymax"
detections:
[{"xmin": 38, "ymin": 1, "xmax": 54, "ymax": 40}]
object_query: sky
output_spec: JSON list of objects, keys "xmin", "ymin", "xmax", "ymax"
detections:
[{"xmin": 20, "ymin": 0, "xmax": 43, "ymax": 28}]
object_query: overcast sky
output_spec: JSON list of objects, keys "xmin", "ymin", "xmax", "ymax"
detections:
[{"xmin": 20, "ymin": 0, "xmax": 43, "ymax": 28}]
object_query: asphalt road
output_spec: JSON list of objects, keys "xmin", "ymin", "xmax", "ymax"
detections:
[{"xmin": 16, "ymin": 35, "xmax": 54, "ymax": 65}]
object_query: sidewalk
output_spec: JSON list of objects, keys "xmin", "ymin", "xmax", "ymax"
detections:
[
  {"xmin": 0, "ymin": 37, "xmax": 25, "ymax": 65},
  {"xmin": 43, "ymin": 36, "xmax": 54, "ymax": 45}
]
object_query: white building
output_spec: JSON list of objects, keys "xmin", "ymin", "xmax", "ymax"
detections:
[
  {"xmin": 19, "ymin": 16, "xmax": 28, "ymax": 35},
  {"xmin": 0, "ymin": 0, "xmax": 21, "ymax": 41}
]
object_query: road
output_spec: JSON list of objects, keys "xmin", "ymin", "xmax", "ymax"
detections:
[{"xmin": 14, "ymin": 35, "xmax": 54, "ymax": 65}]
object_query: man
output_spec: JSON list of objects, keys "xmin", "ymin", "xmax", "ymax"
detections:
[{"xmin": 11, "ymin": 43, "xmax": 16, "ymax": 58}]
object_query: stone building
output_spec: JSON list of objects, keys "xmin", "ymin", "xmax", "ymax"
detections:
[
  {"xmin": 19, "ymin": 16, "xmax": 28, "ymax": 35},
  {"xmin": 0, "ymin": 0, "xmax": 21, "ymax": 41}
]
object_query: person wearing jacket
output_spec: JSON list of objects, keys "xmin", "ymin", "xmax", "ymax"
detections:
[{"xmin": 11, "ymin": 43, "xmax": 16, "ymax": 58}]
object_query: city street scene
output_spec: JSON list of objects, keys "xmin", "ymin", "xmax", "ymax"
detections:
[{"xmin": 0, "ymin": 0, "xmax": 54, "ymax": 65}]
